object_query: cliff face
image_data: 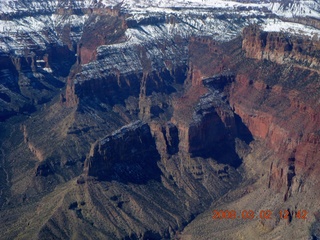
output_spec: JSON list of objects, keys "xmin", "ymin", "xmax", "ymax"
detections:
[
  {"xmin": 85, "ymin": 121, "xmax": 161, "ymax": 183},
  {"xmin": 176, "ymin": 91, "xmax": 243, "ymax": 167},
  {"xmin": 77, "ymin": 54, "xmax": 249, "ymax": 239},
  {"xmin": 76, "ymin": 99, "xmax": 245, "ymax": 240},
  {"xmin": 65, "ymin": 25, "xmax": 320, "ymax": 205},
  {"xmin": 231, "ymin": 73, "xmax": 320, "ymax": 198},
  {"xmin": 242, "ymin": 25, "xmax": 320, "ymax": 70},
  {"xmin": 234, "ymin": 27, "xmax": 320, "ymax": 199},
  {"xmin": 177, "ymin": 26, "xmax": 320, "ymax": 240},
  {"xmin": 0, "ymin": 3, "xmax": 124, "ymax": 120},
  {"xmin": 78, "ymin": 13, "xmax": 126, "ymax": 64},
  {"xmin": 0, "ymin": 44, "xmax": 76, "ymax": 121}
]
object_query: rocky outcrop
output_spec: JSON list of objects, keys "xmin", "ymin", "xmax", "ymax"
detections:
[
  {"xmin": 162, "ymin": 122, "xmax": 179, "ymax": 155},
  {"xmin": 174, "ymin": 90, "xmax": 249, "ymax": 168},
  {"xmin": 65, "ymin": 29, "xmax": 189, "ymax": 109},
  {"xmin": 229, "ymin": 58, "xmax": 320, "ymax": 200},
  {"xmin": 187, "ymin": 28, "xmax": 320, "ymax": 205},
  {"xmin": 84, "ymin": 121, "xmax": 161, "ymax": 183},
  {"xmin": 0, "ymin": 43, "xmax": 76, "ymax": 120},
  {"xmin": 79, "ymin": 114, "xmax": 244, "ymax": 239},
  {"xmin": 78, "ymin": 14, "xmax": 127, "ymax": 64},
  {"xmin": 148, "ymin": 121, "xmax": 179, "ymax": 158},
  {"xmin": 202, "ymin": 73, "xmax": 235, "ymax": 92},
  {"xmin": 23, "ymin": 125, "xmax": 45, "ymax": 161},
  {"xmin": 170, "ymin": 70, "xmax": 250, "ymax": 168},
  {"xmin": 242, "ymin": 25, "xmax": 320, "ymax": 70}
]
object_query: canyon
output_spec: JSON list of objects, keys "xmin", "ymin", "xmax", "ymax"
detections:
[{"xmin": 1, "ymin": 0, "xmax": 320, "ymax": 239}]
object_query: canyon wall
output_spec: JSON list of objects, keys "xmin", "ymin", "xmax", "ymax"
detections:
[
  {"xmin": 231, "ymin": 27, "xmax": 320, "ymax": 200},
  {"xmin": 84, "ymin": 121, "xmax": 161, "ymax": 183},
  {"xmin": 242, "ymin": 25, "xmax": 320, "ymax": 70}
]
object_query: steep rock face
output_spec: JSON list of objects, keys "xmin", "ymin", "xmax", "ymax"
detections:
[
  {"xmin": 69, "ymin": 67, "xmax": 185, "ymax": 107},
  {"xmin": 188, "ymin": 31, "xmax": 319, "ymax": 196},
  {"xmin": 3, "ymin": 0, "xmax": 318, "ymax": 121},
  {"xmin": 230, "ymin": 31, "xmax": 320, "ymax": 199},
  {"xmin": 148, "ymin": 121, "xmax": 180, "ymax": 158},
  {"xmin": 171, "ymin": 69, "xmax": 251, "ymax": 168},
  {"xmin": 73, "ymin": 27, "xmax": 320, "ymax": 210},
  {"xmin": 78, "ymin": 11, "xmax": 126, "ymax": 64},
  {"xmin": 6, "ymin": 23, "xmax": 319, "ymax": 240},
  {"xmin": 65, "ymin": 31, "xmax": 189, "ymax": 121},
  {"xmin": 178, "ymin": 92, "xmax": 241, "ymax": 166},
  {"xmin": 0, "ymin": 55, "xmax": 21, "ymax": 120},
  {"xmin": 242, "ymin": 25, "xmax": 320, "ymax": 70},
  {"xmin": 85, "ymin": 121, "xmax": 161, "ymax": 183},
  {"xmin": 0, "ymin": 3, "xmax": 121, "ymax": 119},
  {"xmin": 182, "ymin": 31, "xmax": 320, "ymax": 232},
  {"xmin": 162, "ymin": 122, "xmax": 179, "ymax": 155},
  {"xmin": 176, "ymin": 26, "xmax": 320, "ymax": 240},
  {"xmin": 77, "ymin": 116, "xmax": 243, "ymax": 240},
  {"xmin": 0, "ymin": 46, "xmax": 75, "ymax": 121}
]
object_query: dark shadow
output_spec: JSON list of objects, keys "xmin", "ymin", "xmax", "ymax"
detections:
[
  {"xmin": 150, "ymin": 105, "xmax": 164, "ymax": 118},
  {"xmin": 47, "ymin": 44, "xmax": 77, "ymax": 78},
  {"xmin": 40, "ymin": 73, "xmax": 65, "ymax": 89},
  {"xmin": 0, "ymin": 93, "xmax": 11, "ymax": 103},
  {"xmin": 87, "ymin": 123, "xmax": 162, "ymax": 184},
  {"xmin": 188, "ymin": 111, "xmax": 243, "ymax": 168},
  {"xmin": 190, "ymin": 139, "xmax": 243, "ymax": 169},
  {"xmin": 162, "ymin": 123, "xmax": 179, "ymax": 155},
  {"xmin": 234, "ymin": 113, "xmax": 254, "ymax": 144},
  {"xmin": 0, "ymin": 110, "xmax": 16, "ymax": 122}
]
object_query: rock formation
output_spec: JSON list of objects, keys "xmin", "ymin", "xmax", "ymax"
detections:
[{"xmin": 84, "ymin": 121, "xmax": 161, "ymax": 183}]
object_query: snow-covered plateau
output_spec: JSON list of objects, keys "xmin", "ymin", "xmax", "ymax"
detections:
[{"xmin": 0, "ymin": 0, "xmax": 319, "ymax": 56}]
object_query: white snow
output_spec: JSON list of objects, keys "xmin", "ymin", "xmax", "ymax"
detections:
[
  {"xmin": 43, "ymin": 67, "xmax": 53, "ymax": 73},
  {"xmin": 263, "ymin": 18, "xmax": 320, "ymax": 39},
  {"xmin": 0, "ymin": 0, "xmax": 317, "ymax": 18},
  {"xmin": 0, "ymin": 0, "xmax": 319, "ymax": 55},
  {"xmin": 270, "ymin": 1, "xmax": 320, "ymax": 19}
]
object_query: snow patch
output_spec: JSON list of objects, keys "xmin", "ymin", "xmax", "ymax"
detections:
[
  {"xmin": 43, "ymin": 67, "xmax": 53, "ymax": 73},
  {"xmin": 263, "ymin": 18, "xmax": 320, "ymax": 39}
]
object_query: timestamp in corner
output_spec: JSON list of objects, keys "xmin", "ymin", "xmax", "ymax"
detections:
[{"xmin": 212, "ymin": 209, "xmax": 308, "ymax": 220}]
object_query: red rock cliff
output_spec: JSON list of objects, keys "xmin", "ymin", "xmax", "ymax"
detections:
[{"xmin": 242, "ymin": 25, "xmax": 320, "ymax": 71}]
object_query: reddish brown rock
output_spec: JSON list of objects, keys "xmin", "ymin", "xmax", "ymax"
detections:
[
  {"xmin": 78, "ymin": 14, "xmax": 127, "ymax": 64},
  {"xmin": 65, "ymin": 77, "xmax": 79, "ymax": 107},
  {"xmin": 229, "ymin": 54, "xmax": 320, "ymax": 198},
  {"xmin": 242, "ymin": 25, "xmax": 320, "ymax": 70}
]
